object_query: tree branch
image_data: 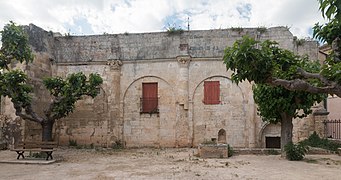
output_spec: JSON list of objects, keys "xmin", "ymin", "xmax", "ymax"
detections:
[
  {"xmin": 297, "ymin": 68, "xmax": 333, "ymax": 85},
  {"xmin": 13, "ymin": 103, "xmax": 43, "ymax": 123},
  {"xmin": 268, "ymin": 77, "xmax": 341, "ymax": 97},
  {"xmin": 44, "ymin": 96, "xmax": 63, "ymax": 122}
]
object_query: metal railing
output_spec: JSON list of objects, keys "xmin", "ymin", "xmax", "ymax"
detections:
[{"xmin": 324, "ymin": 119, "xmax": 341, "ymax": 139}]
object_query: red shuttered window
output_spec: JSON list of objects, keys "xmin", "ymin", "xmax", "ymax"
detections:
[
  {"xmin": 141, "ymin": 82, "xmax": 158, "ymax": 113},
  {"xmin": 204, "ymin": 81, "xmax": 220, "ymax": 104}
]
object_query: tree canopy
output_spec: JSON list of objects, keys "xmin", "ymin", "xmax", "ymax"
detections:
[
  {"xmin": 253, "ymin": 84, "xmax": 325, "ymax": 124},
  {"xmin": 0, "ymin": 21, "xmax": 103, "ymax": 141},
  {"xmin": 223, "ymin": 0, "xmax": 341, "ymax": 97},
  {"xmin": 253, "ymin": 83, "xmax": 326, "ymax": 152}
]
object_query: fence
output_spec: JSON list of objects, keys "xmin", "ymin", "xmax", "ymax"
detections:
[{"xmin": 324, "ymin": 120, "xmax": 341, "ymax": 139}]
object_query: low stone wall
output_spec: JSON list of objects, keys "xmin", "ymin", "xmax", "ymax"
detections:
[{"xmin": 198, "ymin": 144, "xmax": 228, "ymax": 158}]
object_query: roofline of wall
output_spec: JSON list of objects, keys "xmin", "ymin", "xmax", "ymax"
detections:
[{"xmin": 54, "ymin": 57, "xmax": 223, "ymax": 66}]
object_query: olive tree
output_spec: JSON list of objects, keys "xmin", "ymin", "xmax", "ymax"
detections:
[{"xmin": 0, "ymin": 22, "xmax": 103, "ymax": 141}]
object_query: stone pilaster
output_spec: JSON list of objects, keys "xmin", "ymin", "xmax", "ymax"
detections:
[
  {"xmin": 176, "ymin": 55, "xmax": 191, "ymax": 109},
  {"xmin": 175, "ymin": 55, "xmax": 191, "ymax": 147},
  {"xmin": 106, "ymin": 60, "xmax": 122, "ymax": 147}
]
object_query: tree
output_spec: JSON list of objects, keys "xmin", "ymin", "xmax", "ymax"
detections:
[
  {"xmin": 253, "ymin": 84, "xmax": 325, "ymax": 153},
  {"xmin": 223, "ymin": 0, "xmax": 341, "ymax": 97},
  {"xmin": 0, "ymin": 22, "xmax": 103, "ymax": 141}
]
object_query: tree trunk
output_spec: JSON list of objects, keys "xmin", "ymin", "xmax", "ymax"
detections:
[
  {"xmin": 41, "ymin": 120, "xmax": 54, "ymax": 141},
  {"xmin": 280, "ymin": 112, "xmax": 293, "ymax": 157}
]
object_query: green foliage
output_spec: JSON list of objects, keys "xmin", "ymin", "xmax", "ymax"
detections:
[
  {"xmin": 0, "ymin": 70, "xmax": 33, "ymax": 108},
  {"xmin": 224, "ymin": 0, "xmax": 341, "ymax": 97},
  {"xmin": 201, "ymin": 139, "xmax": 217, "ymax": 145},
  {"xmin": 267, "ymin": 149, "xmax": 280, "ymax": 155},
  {"xmin": 256, "ymin": 26, "xmax": 267, "ymax": 34},
  {"xmin": 313, "ymin": 20, "xmax": 341, "ymax": 44},
  {"xmin": 68, "ymin": 139, "xmax": 78, "ymax": 147},
  {"xmin": 295, "ymin": 38, "xmax": 306, "ymax": 46},
  {"xmin": 0, "ymin": 21, "xmax": 103, "ymax": 141},
  {"xmin": 223, "ymin": 36, "xmax": 314, "ymax": 84},
  {"xmin": 43, "ymin": 72, "xmax": 103, "ymax": 120},
  {"xmin": 166, "ymin": 24, "xmax": 184, "ymax": 35},
  {"xmin": 253, "ymin": 84, "xmax": 326, "ymax": 123},
  {"xmin": 284, "ymin": 142, "xmax": 308, "ymax": 161},
  {"xmin": 313, "ymin": 0, "xmax": 341, "ymax": 67},
  {"xmin": 300, "ymin": 131, "xmax": 341, "ymax": 151},
  {"xmin": 0, "ymin": 21, "xmax": 33, "ymax": 70},
  {"xmin": 321, "ymin": 61, "xmax": 341, "ymax": 84},
  {"xmin": 30, "ymin": 152, "xmax": 47, "ymax": 159},
  {"xmin": 223, "ymin": 36, "xmax": 273, "ymax": 84},
  {"xmin": 318, "ymin": 0, "xmax": 341, "ymax": 20},
  {"xmin": 0, "ymin": 22, "xmax": 34, "ymax": 110},
  {"xmin": 227, "ymin": 144, "xmax": 234, "ymax": 157},
  {"xmin": 231, "ymin": 27, "xmax": 244, "ymax": 34},
  {"xmin": 112, "ymin": 140, "xmax": 123, "ymax": 149}
]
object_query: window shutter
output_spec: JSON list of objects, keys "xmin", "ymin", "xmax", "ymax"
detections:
[
  {"xmin": 204, "ymin": 81, "xmax": 220, "ymax": 104},
  {"xmin": 142, "ymin": 83, "xmax": 158, "ymax": 112}
]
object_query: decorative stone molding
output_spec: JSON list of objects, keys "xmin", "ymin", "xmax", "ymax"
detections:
[
  {"xmin": 107, "ymin": 60, "xmax": 123, "ymax": 70},
  {"xmin": 176, "ymin": 55, "xmax": 191, "ymax": 67}
]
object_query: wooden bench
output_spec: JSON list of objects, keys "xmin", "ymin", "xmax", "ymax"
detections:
[{"xmin": 11, "ymin": 141, "xmax": 58, "ymax": 160}]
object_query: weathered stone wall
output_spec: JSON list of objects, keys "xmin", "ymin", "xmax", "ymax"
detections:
[
  {"xmin": 0, "ymin": 24, "xmax": 55, "ymax": 143},
  {"xmin": 23, "ymin": 24, "xmax": 55, "ymax": 142},
  {"xmin": 1, "ymin": 25, "xmax": 324, "ymax": 148},
  {"xmin": 55, "ymin": 64, "xmax": 109, "ymax": 147},
  {"xmin": 52, "ymin": 27, "xmax": 295, "ymax": 63}
]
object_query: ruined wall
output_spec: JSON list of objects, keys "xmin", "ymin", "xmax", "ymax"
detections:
[
  {"xmin": 4, "ymin": 25, "xmax": 322, "ymax": 148},
  {"xmin": 23, "ymin": 24, "xmax": 55, "ymax": 141},
  {"xmin": 55, "ymin": 65, "xmax": 109, "ymax": 147},
  {"xmin": 0, "ymin": 24, "xmax": 55, "ymax": 144},
  {"xmin": 52, "ymin": 27, "xmax": 295, "ymax": 63},
  {"xmin": 49, "ymin": 27, "xmax": 296, "ymax": 148}
]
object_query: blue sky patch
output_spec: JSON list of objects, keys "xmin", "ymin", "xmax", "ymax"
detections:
[
  {"xmin": 236, "ymin": 3, "xmax": 252, "ymax": 21},
  {"xmin": 162, "ymin": 14, "xmax": 186, "ymax": 30},
  {"xmin": 64, "ymin": 16, "xmax": 94, "ymax": 35}
]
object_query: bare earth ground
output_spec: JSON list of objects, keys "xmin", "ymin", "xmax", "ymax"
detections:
[{"xmin": 1, "ymin": 147, "xmax": 341, "ymax": 180}]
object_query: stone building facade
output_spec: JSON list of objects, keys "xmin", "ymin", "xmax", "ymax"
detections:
[{"xmin": 0, "ymin": 24, "xmax": 327, "ymax": 148}]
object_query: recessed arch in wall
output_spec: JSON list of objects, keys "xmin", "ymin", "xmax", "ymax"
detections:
[
  {"xmin": 122, "ymin": 75, "xmax": 177, "ymax": 147},
  {"xmin": 191, "ymin": 75, "xmax": 247, "ymax": 147}
]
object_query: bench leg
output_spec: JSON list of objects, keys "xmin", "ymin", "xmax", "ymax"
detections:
[
  {"xmin": 16, "ymin": 151, "xmax": 25, "ymax": 159},
  {"xmin": 45, "ymin": 151, "xmax": 53, "ymax": 160}
]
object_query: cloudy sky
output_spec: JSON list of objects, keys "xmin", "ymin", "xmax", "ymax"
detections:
[{"xmin": 0, "ymin": 0, "xmax": 327, "ymax": 38}]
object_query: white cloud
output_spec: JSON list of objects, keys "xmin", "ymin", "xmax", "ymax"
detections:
[{"xmin": 0, "ymin": 0, "xmax": 328, "ymax": 38}]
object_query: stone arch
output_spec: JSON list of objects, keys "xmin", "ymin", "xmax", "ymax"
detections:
[
  {"xmin": 259, "ymin": 123, "xmax": 281, "ymax": 148},
  {"xmin": 218, "ymin": 129, "xmax": 226, "ymax": 144},
  {"xmin": 191, "ymin": 75, "xmax": 245, "ymax": 101},
  {"xmin": 191, "ymin": 75, "xmax": 247, "ymax": 147},
  {"xmin": 122, "ymin": 75, "xmax": 176, "ymax": 147},
  {"xmin": 123, "ymin": 75, "xmax": 175, "ymax": 101}
]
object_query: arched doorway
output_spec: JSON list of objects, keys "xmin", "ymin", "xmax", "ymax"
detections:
[
  {"xmin": 218, "ymin": 129, "xmax": 226, "ymax": 144},
  {"xmin": 260, "ymin": 123, "xmax": 281, "ymax": 148}
]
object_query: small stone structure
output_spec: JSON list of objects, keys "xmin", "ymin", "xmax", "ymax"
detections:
[{"xmin": 198, "ymin": 143, "xmax": 229, "ymax": 158}]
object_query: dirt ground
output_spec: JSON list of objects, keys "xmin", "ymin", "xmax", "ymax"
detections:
[{"xmin": 1, "ymin": 147, "xmax": 341, "ymax": 180}]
